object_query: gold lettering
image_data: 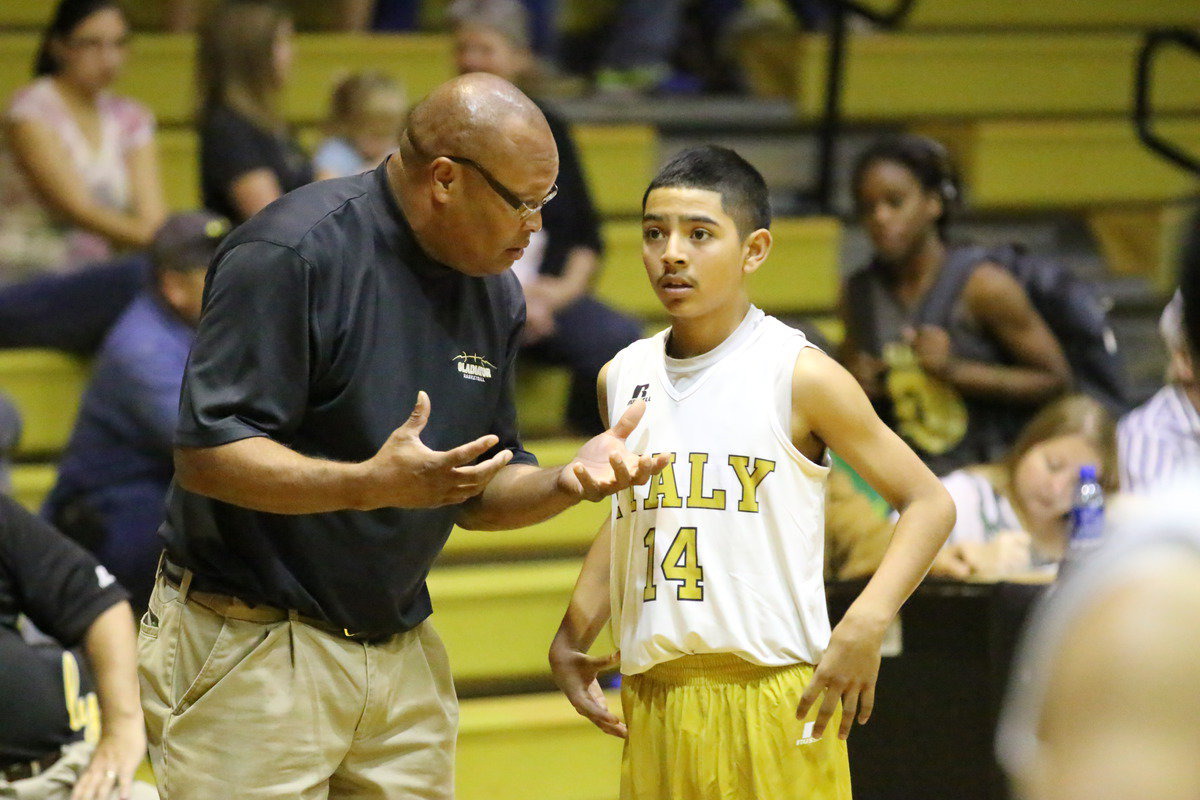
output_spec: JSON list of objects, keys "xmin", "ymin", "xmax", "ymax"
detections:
[
  {"xmin": 642, "ymin": 453, "xmax": 683, "ymax": 510},
  {"xmin": 728, "ymin": 455, "xmax": 776, "ymax": 512},
  {"xmin": 686, "ymin": 453, "xmax": 727, "ymax": 510}
]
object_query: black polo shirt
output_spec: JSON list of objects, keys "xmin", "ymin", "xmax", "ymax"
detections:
[
  {"xmin": 0, "ymin": 495, "xmax": 127, "ymax": 763},
  {"xmin": 163, "ymin": 160, "xmax": 536, "ymax": 634}
]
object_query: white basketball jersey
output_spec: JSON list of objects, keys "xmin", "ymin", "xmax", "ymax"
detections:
[{"xmin": 606, "ymin": 306, "xmax": 832, "ymax": 675}]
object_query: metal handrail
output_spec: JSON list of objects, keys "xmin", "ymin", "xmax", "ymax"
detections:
[
  {"xmin": 1134, "ymin": 28, "xmax": 1200, "ymax": 175},
  {"xmin": 806, "ymin": 0, "xmax": 918, "ymax": 213}
]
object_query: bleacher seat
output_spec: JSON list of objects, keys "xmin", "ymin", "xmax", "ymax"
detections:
[
  {"xmin": 0, "ymin": 349, "xmax": 89, "ymax": 459},
  {"xmin": 458, "ymin": 690, "xmax": 621, "ymax": 800},
  {"xmin": 796, "ymin": 32, "xmax": 1200, "ymax": 121},
  {"xmin": 918, "ymin": 119, "xmax": 1200, "ymax": 210},
  {"xmin": 594, "ymin": 217, "xmax": 843, "ymax": 318},
  {"xmin": 428, "ymin": 558, "xmax": 615, "ymax": 687},
  {"xmin": 443, "ymin": 439, "xmax": 609, "ymax": 562},
  {"xmin": 574, "ymin": 124, "xmax": 658, "ymax": 217},
  {"xmin": 0, "ymin": 33, "xmax": 455, "ymax": 127},
  {"xmin": 11, "ymin": 463, "xmax": 56, "ymax": 512},
  {"xmin": 156, "ymin": 122, "xmax": 657, "ymax": 214},
  {"xmin": 869, "ymin": 0, "xmax": 1200, "ymax": 31}
]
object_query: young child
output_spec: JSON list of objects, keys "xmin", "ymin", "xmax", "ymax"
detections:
[
  {"xmin": 549, "ymin": 145, "xmax": 956, "ymax": 799},
  {"xmin": 313, "ymin": 71, "xmax": 407, "ymax": 179}
]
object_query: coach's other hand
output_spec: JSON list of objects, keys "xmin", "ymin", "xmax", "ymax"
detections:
[
  {"xmin": 558, "ymin": 400, "xmax": 669, "ymax": 502},
  {"xmin": 795, "ymin": 608, "xmax": 887, "ymax": 741},
  {"xmin": 360, "ymin": 391, "xmax": 513, "ymax": 509}
]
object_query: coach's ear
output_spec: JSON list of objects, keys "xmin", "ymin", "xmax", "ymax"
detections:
[{"xmin": 742, "ymin": 228, "xmax": 772, "ymax": 276}]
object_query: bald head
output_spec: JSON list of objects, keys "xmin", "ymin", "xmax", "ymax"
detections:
[
  {"xmin": 404, "ymin": 73, "xmax": 556, "ymax": 170},
  {"xmin": 391, "ymin": 73, "xmax": 559, "ymax": 277}
]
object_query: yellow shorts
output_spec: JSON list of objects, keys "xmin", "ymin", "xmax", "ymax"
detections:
[{"xmin": 620, "ymin": 654, "xmax": 852, "ymax": 800}]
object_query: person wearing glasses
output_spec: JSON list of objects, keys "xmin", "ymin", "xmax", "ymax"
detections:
[
  {"xmin": 138, "ymin": 72, "xmax": 668, "ymax": 799},
  {"xmin": 451, "ymin": 0, "xmax": 643, "ymax": 434},
  {"xmin": 0, "ymin": 0, "xmax": 165, "ymax": 283}
]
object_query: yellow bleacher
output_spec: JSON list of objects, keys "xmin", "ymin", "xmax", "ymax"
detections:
[
  {"xmin": 430, "ymin": 558, "xmax": 615, "ymax": 687},
  {"xmin": 918, "ymin": 118, "xmax": 1200, "ymax": 210},
  {"xmin": 0, "ymin": 349, "xmax": 89, "ymax": 459},
  {"xmin": 796, "ymin": 32, "xmax": 1200, "ymax": 121},
  {"xmin": 861, "ymin": 0, "xmax": 1200, "ymax": 30},
  {"xmin": 457, "ymin": 690, "xmax": 621, "ymax": 800},
  {"xmin": 156, "ymin": 122, "xmax": 658, "ymax": 214},
  {"xmin": 574, "ymin": 123, "xmax": 658, "ymax": 217},
  {"xmin": 11, "ymin": 462, "xmax": 56, "ymax": 512},
  {"xmin": 0, "ymin": 33, "xmax": 455, "ymax": 127},
  {"xmin": 595, "ymin": 216, "xmax": 843, "ymax": 318}
]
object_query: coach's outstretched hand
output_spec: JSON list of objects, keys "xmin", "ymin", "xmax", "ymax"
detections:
[
  {"xmin": 360, "ymin": 391, "xmax": 514, "ymax": 509},
  {"xmin": 795, "ymin": 610, "xmax": 887, "ymax": 741},
  {"xmin": 558, "ymin": 399, "xmax": 669, "ymax": 502}
]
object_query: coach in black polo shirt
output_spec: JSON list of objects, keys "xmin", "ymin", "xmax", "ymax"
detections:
[{"xmin": 138, "ymin": 74, "xmax": 664, "ymax": 799}]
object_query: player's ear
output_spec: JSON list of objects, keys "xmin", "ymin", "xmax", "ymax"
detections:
[{"xmin": 742, "ymin": 228, "xmax": 772, "ymax": 276}]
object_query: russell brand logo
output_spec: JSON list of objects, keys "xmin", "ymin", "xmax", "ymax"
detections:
[{"xmin": 453, "ymin": 352, "xmax": 496, "ymax": 383}]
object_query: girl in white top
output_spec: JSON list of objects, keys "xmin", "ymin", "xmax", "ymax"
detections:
[
  {"xmin": 0, "ymin": 0, "xmax": 165, "ymax": 282},
  {"xmin": 930, "ymin": 394, "xmax": 1118, "ymax": 581},
  {"xmin": 549, "ymin": 146, "xmax": 956, "ymax": 800}
]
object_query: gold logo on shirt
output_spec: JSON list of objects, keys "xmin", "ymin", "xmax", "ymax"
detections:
[{"xmin": 453, "ymin": 352, "xmax": 495, "ymax": 383}]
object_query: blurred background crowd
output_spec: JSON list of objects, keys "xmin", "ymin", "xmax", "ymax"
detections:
[{"xmin": 0, "ymin": 0, "xmax": 1195, "ymax": 798}]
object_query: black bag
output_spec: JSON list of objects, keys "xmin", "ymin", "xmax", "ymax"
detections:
[{"xmin": 918, "ymin": 244, "xmax": 1132, "ymax": 415}]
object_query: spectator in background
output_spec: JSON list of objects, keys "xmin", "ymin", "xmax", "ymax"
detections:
[
  {"xmin": 197, "ymin": 0, "xmax": 313, "ymax": 223},
  {"xmin": 0, "ymin": 0, "xmax": 165, "ymax": 282},
  {"xmin": 43, "ymin": 212, "xmax": 228, "ymax": 611},
  {"xmin": 996, "ymin": 226, "xmax": 1200, "ymax": 800},
  {"xmin": 841, "ymin": 134, "xmax": 1070, "ymax": 475},
  {"xmin": 928, "ymin": 394, "xmax": 1117, "ymax": 581},
  {"xmin": 0, "ymin": 495, "xmax": 153, "ymax": 800},
  {"xmin": 449, "ymin": 0, "xmax": 641, "ymax": 434},
  {"xmin": 313, "ymin": 72, "xmax": 407, "ymax": 180},
  {"xmin": 1117, "ymin": 290, "xmax": 1199, "ymax": 494}
]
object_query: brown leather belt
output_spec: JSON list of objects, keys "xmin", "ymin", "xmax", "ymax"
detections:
[
  {"xmin": 161, "ymin": 559, "xmax": 394, "ymax": 645},
  {"xmin": 1, "ymin": 749, "xmax": 62, "ymax": 782}
]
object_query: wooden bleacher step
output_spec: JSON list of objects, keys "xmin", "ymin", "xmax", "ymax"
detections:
[
  {"xmin": 796, "ymin": 32, "xmax": 1200, "ymax": 121},
  {"xmin": 457, "ymin": 690, "xmax": 621, "ymax": 800}
]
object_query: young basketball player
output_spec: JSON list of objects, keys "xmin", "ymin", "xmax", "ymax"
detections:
[{"xmin": 549, "ymin": 145, "xmax": 957, "ymax": 799}]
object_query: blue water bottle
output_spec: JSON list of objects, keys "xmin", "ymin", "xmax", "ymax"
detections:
[{"xmin": 1061, "ymin": 465, "xmax": 1105, "ymax": 576}]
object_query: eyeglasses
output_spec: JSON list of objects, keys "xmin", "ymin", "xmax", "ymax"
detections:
[{"xmin": 407, "ymin": 130, "xmax": 557, "ymax": 220}]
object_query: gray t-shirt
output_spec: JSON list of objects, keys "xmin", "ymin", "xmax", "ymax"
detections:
[{"xmin": 163, "ymin": 161, "xmax": 535, "ymax": 633}]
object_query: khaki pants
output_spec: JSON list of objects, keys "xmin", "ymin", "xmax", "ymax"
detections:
[
  {"xmin": 137, "ymin": 572, "xmax": 458, "ymax": 799},
  {"xmin": 0, "ymin": 741, "xmax": 157, "ymax": 800}
]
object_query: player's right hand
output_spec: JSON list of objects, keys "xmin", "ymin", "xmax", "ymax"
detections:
[
  {"xmin": 549, "ymin": 642, "xmax": 626, "ymax": 738},
  {"xmin": 358, "ymin": 391, "xmax": 513, "ymax": 509}
]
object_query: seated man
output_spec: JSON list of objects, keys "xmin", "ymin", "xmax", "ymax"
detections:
[
  {"xmin": 1117, "ymin": 290, "xmax": 1199, "ymax": 494},
  {"xmin": 450, "ymin": 0, "xmax": 643, "ymax": 434},
  {"xmin": 44, "ymin": 212, "xmax": 228, "ymax": 610},
  {"xmin": 0, "ymin": 493, "xmax": 152, "ymax": 799}
]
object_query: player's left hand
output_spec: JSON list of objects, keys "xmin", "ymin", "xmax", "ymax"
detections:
[
  {"xmin": 796, "ymin": 609, "xmax": 888, "ymax": 741},
  {"xmin": 557, "ymin": 400, "xmax": 670, "ymax": 502},
  {"xmin": 72, "ymin": 717, "xmax": 145, "ymax": 800}
]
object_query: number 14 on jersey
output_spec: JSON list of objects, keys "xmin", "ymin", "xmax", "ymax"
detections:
[{"xmin": 643, "ymin": 526, "xmax": 705, "ymax": 602}]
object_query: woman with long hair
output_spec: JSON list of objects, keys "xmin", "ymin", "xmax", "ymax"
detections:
[
  {"xmin": 0, "ymin": 0, "xmax": 165, "ymax": 282},
  {"xmin": 841, "ymin": 134, "xmax": 1071, "ymax": 475},
  {"xmin": 197, "ymin": 0, "xmax": 312, "ymax": 222},
  {"xmin": 931, "ymin": 394, "xmax": 1118, "ymax": 580}
]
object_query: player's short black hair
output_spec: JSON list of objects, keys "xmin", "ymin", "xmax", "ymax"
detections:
[
  {"xmin": 851, "ymin": 134, "xmax": 960, "ymax": 239},
  {"xmin": 642, "ymin": 145, "xmax": 771, "ymax": 235}
]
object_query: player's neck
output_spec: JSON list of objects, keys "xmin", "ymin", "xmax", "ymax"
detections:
[{"xmin": 666, "ymin": 297, "xmax": 751, "ymax": 359}]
